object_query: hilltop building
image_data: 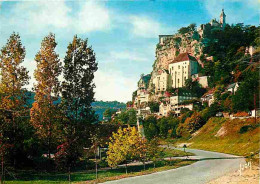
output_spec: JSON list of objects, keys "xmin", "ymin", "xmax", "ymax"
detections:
[{"xmin": 198, "ymin": 9, "xmax": 226, "ymax": 38}]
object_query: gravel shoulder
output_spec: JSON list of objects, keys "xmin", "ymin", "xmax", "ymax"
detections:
[{"xmin": 208, "ymin": 164, "xmax": 259, "ymax": 184}]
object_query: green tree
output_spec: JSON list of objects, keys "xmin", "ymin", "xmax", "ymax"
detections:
[
  {"xmin": 103, "ymin": 108, "xmax": 116, "ymax": 120},
  {"xmin": 232, "ymin": 70, "xmax": 259, "ymax": 112},
  {"xmin": 57, "ymin": 35, "xmax": 98, "ymax": 171},
  {"xmin": 148, "ymin": 101, "xmax": 160, "ymax": 113},
  {"xmin": 143, "ymin": 116, "xmax": 158, "ymax": 140}
]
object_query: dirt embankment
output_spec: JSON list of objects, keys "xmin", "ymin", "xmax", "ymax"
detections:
[{"xmin": 208, "ymin": 164, "xmax": 259, "ymax": 184}]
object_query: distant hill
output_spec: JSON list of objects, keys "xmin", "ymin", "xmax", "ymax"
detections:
[
  {"xmin": 25, "ymin": 91, "xmax": 126, "ymax": 120},
  {"xmin": 92, "ymin": 101, "xmax": 126, "ymax": 120}
]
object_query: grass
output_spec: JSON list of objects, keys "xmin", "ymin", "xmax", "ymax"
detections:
[
  {"xmin": 161, "ymin": 147, "xmax": 195, "ymax": 157},
  {"xmin": 175, "ymin": 117, "xmax": 260, "ymax": 157},
  {"xmin": 5, "ymin": 160, "xmax": 195, "ymax": 184}
]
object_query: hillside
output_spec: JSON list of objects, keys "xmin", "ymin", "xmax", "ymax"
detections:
[
  {"xmin": 92, "ymin": 101, "xmax": 126, "ymax": 120},
  {"xmin": 178, "ymin": 117, "xmax": 260, "ymax": 156},
  {"xmin": 25, "ymin": 92, "xmax": 125, "ymax": 120}
]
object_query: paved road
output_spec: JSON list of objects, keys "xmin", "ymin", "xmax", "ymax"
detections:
[{"xmin": 104, "ymin": 148, "xmax": 246, "ymax": 184}]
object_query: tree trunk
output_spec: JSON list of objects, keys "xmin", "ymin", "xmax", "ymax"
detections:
[
  {"xmin": 95, "ymin": 147, "xmax": 98, "ymax": 180},
  {"xmin": 1, "ymin": 154, "xmax": 4, "ymax": 184},
  {"xmin": 125, "ymin": 160, "xmax": 128, "ymax": 174},
  {"xmin": 68, "ymin": 166, "xmax": 71, "ymax": 183}
]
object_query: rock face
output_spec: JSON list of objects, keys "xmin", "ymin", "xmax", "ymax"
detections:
[
  {"xmin": 149, "ymin": 32, "xmax": 204, "ymax": 91},
  {"xmin": 154, "ymin": 33, "xmax": 203, "ymax": 72}
]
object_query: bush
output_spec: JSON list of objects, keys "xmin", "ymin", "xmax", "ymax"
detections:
[
  {"xmin": 239, "ymin": 125, "xmax": 253, "ymax": 134},
  {"xmin": 99, "ymin": 158, "xmax": 109, "ymax": 168}
]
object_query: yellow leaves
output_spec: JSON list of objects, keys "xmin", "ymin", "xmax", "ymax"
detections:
[{"xmin": 107, "ymin": 126, "xmax": 149, "ymax": 167}]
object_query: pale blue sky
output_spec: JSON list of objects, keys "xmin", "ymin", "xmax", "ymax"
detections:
[{"xmin": 0, "ymin": 0, "xmax": 259, "ymax": 102}]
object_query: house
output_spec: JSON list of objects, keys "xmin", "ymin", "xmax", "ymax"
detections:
[
  {"xmin": 227, "ymin": 83, "xmax": 239, "ymax": 94},
  {"xmin": 201, "ymin": 88, "xmax": 215, "ymax": 106},
  {"xmin": 134, "ymin": 74, "xmax": 151, "ymax": 108},
  {"xmin": 168, "ymin": 52, "xmax": 199, "ymax": 88},
  {"xmin": 170, "ymin": 93, "xmax": 197, "ymax": 105},
  {"xmin": 152, "ymin": 69, "xmax": 169, "ymax": 92},
  {"xmin": 171, "ymin": 103, "xmax": 193, "ymax": 117},
  {"xmin": 159, "ymin": 103, "xmax": 171, "ymax": 117},
  {"xmin": 195, "ymin": 76, "xmax": 209, "ymax": 88},
  {"xmin": 137, "ymin": 106, "xmax": 151, "ymax": 118},
  {"xmin": 159, "ymin": 102, "xmax": 194, "ymax": 117}
]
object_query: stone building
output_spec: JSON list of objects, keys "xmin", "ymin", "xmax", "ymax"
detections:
[
  {"xmin": 152, "ymin": 69, "xmax": 169, "ymax": 93},
  {"xmin": 168, "ymin": 53, "xmax": 199, "ymax": 88}
]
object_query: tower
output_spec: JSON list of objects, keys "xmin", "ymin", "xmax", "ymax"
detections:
[{"xmin": 220, "ymin": 9, "xmax": 226, "ymax": 27}]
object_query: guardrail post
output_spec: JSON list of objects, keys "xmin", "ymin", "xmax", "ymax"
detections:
[{"xmin": 239, "ymin": 163, "xmax": 242, "ymax": 176}]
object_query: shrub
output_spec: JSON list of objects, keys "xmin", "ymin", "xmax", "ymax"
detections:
[{"xmin": 239, "ymin": 125, "xmax": 253, "ymax": 134}]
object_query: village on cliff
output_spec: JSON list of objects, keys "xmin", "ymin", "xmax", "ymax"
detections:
[{"xmin": 127, "ymin": 9, "xmax": 257, "ymax": 122}]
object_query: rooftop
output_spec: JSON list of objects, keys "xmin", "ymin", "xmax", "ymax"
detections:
[{"xmin": 170, "ymin": 52, "xmax": 197, "ymax": 64}]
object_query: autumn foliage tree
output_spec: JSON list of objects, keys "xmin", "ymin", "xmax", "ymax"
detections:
[
  {"xmin": 30, "ymin": 33, "xmax": 62, "ymax": 160},
  {"xmin": 0, "ymin": 33, "xmax": 29, "ymax": 167},
  {"xmin": 107, "ymin": 126, "xmax": 146, "ymax": 173},
  {"xmin": 55, "ymin": 35, "xmax": 98, "ymax": 170}
]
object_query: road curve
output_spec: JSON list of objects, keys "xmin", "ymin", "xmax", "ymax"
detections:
[{"xmin": 104, "ymin": 148, "xmax": 246, "ymax": 184}]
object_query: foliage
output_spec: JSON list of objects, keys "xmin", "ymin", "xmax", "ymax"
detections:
[
  {"xmin": 30, "ymin": 33, "xmax": 62, "ymax": 160},
  {"xmin": 112, "ymin": 108, "xmax": 137, "ymax": 125},
  {"xmin": 232, "ymin": 70, "xmax": 259, "ymax": 112},
  {"xmin": 148, "ymin": 101, "xmax": 160, "ymax": 113},
  {"xmin": 143, "ymin": 115, "xmax": 180, "ymax": 140},
  {"xmin": 0, "ymin": 33, "xmax": 30, "ymax": 167},
  {"xmin": 103, "ymin": 108, "xmax": 116, "ymax": 120},
  {"xmin": 143, "ymin": 116, "xmax": 158, "ymax": 140},
  {"xmin": 178, "ymin": 23, "xmax": 196, "ymax": 34},
  {"xmin": 56, "ymin": 35, "xmax": 98, "ymax": 171},
  {"xmin": 92, "ymin": 101, "xmax": 126, "ymax": 120},
  {"xmin": 184, "ymin": 79, "xmax": 206, "ymax": 97},
  {"xmin": 107, "ymin": 126, "xmax": 142, "ymax": 168}
]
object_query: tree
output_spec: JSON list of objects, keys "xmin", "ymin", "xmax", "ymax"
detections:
[
  {"xmin": 0, "ymin": 33, "xmax": 30, "ymax": 167},
  {"xmin": 57, "ymin": 35, "xmax": 98, "ymax": 171},
  {"xmin": 113, "ymin": 109, "xmax": 137, "ymax": 125},
  {"xmin": 232, "ymin": 70, "xmax": 259, "ymax": 112},
  {"xmin": 143, "ymin": 116, "xmax": 158, "ymax": 140},
  {"xmin": 107, "ymin": 126, "xmax": 141, "ymax": 174},
  {"xmin": 148, "ymin": 101, "xmax": 160, "ymax": 113},
  {"xmin": 30, "ymin": 33, "xmax": 62, "ymax": 161},
  {"xmin": 103, "ymin": 108, "xmax": 115, "ymax": 120},
  {"xmin": 147, "ymin": 138, "xmax": 160, "ymax": 168}
]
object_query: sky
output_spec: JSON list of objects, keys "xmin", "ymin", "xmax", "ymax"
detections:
[{"xmin": 0, "ymin": 0, "xmax": 259, "ymax": 102}]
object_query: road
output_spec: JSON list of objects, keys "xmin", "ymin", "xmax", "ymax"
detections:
[{"xmin": 104, "ymin": 148, "xmax": 246, "ymax": 184}]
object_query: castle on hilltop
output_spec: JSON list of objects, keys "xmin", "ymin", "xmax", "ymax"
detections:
[{"xmin": 198, "ymin": 9, "xmax": 226, "ymax": 37}]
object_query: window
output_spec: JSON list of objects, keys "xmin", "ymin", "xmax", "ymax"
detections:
[
  {"xmin": 178, "ymin": 79, "xmax": 179, "ymax": 83},
  {"xmin": 178, "ymin": 65, "xmax": 180, "ymax": 69}
]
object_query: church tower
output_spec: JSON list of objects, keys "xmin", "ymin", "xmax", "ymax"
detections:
[{"xmin": 220, "ymin": 9, "xmax": 226, "ymax": 28}]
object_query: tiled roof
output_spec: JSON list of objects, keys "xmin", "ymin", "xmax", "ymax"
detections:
[
  {"xmin": 201, "ymin": 88, "xmax": 215, "ymax": 98},
  {"xmin": 169, "ymin": 53, "xmax": 197, "ymax": 64},
  {"xmin": 227, "ymin": 83, "xmax": 237, "ymax": 89}
]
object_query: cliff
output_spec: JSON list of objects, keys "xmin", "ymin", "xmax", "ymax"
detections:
[{"xmin": 154, "ymin": 32, "xmax": 203, "ymax": 71}]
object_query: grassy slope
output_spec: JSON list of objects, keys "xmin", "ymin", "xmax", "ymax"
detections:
[
  {"xmin": 162, "ymin": 147, "xmax": 195, "ymax": 157},
  {"xmin": 184, "ymin": 117, "xmax": 259, "ymax": 156}
]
